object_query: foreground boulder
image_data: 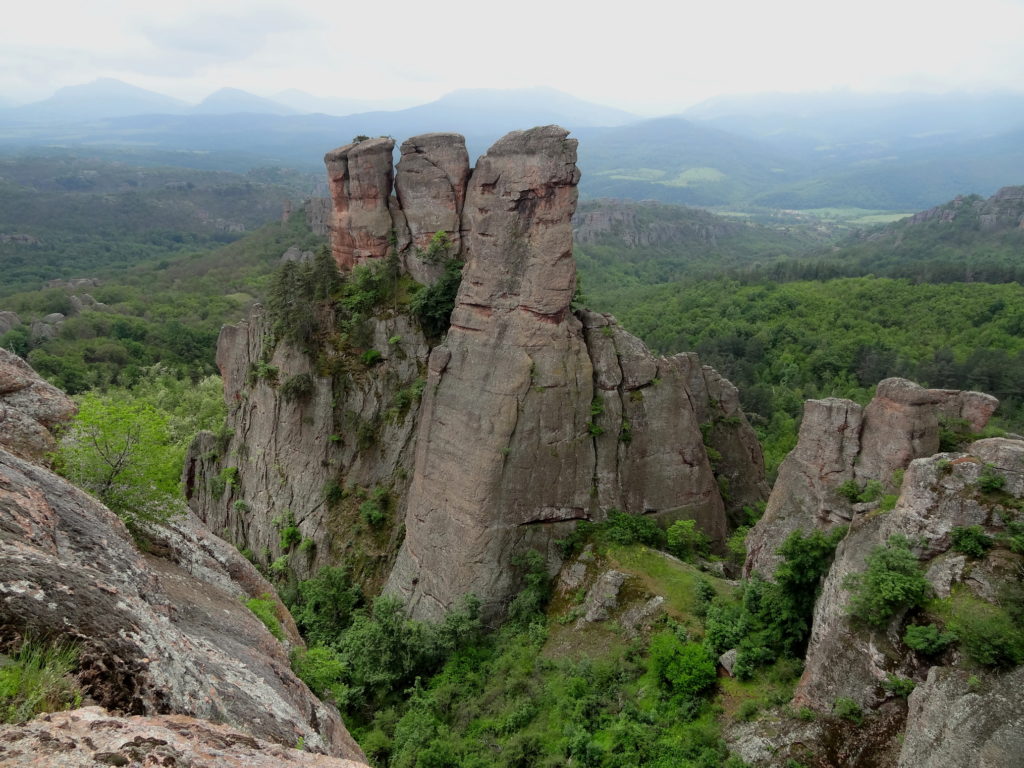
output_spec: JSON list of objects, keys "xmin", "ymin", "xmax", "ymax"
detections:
[
  {"xmin": 0, "ymin": 352, "xmax": 366, "ymax": 762},
  {"xmin": 0, "ymin": 707, "xmax": 368, "ymax": 767}
]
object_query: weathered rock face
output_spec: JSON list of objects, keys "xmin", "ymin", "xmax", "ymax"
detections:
[
  {"xmin": 0, "ymin": 352, "xmax": 364, "ymax": 760},
  {"xmin": 0, "ymin": 348, "xmax": 76, "ymax": 462},
  {"xmin": 794, "ymin": 438, "xmax": 1024, "ymax": 712},
  {"xmin": 898, "ymin": 666, "xmax": 1024, "ymax": 768},
  {"xmin": 183, "ymin": 305, "xmax": 428, "ymax": 585},
  {"xmin": 385, "ymin": 127, "xmax": 764, "ymax": 621},
  {"xmin": 0, "ymin": 707, "xmax": 369, "ymax": 768},
  {"xmin": 0, "ymin": 444, "xmax": 365, "ymax": 761},
  {"xmin": 745, "ymin": 378, "xmax": 997, "ymax": 578},
  {"xmin": 395, "ymin": 133, "xmax": 470, "ymax": 284},
  {"xmin": 325, "ymin": 138, "xmax": 396, "ymax": 269},
  {"xmin": 192, "ymin": 126, "xmax": 766, "ymax": 624}
]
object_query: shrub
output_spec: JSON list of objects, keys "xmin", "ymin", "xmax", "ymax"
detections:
[
  {"xmin": 603, "ymin": 509, "xmax": 665, "ymax": 547},
  {"xmin": 647, "ymin": 632, "xmax": 717, "ymax": 702},
  {"xmin": 280, "ymin": 525, "xmax": 302, "ymax": 550},
  {"xmin": 411, "ymin": 259, "xmax": 463, "ymax": 338},
  {"xmin": 736, "ymin": 698, "xmax": 761, "ymax": 721},
  {"xmin": 903, "ymin": 623, "xmax": 956, "ymax": 655},
  {"xmin": 978, "ymin": 464, "xmax": 1006, "ymax": 492},
  {"xmin": 833, "ymin": 697, "xmax": 863, "ymax": 725},
  {"xmin": 323, "ymin": 479, "xmax": 345, "ymax": 507},
  {"xmin": 726, "ymin": 525, "xmax": 750, "ymax": 565},
  {"xmin": 290, "ymin": 566, "xmax": 364, "ymax": 647},
  {"xmin": 667, "ymin": 519, "xmax": 710, "ymax": 561},
  {"xmin": 290, "ymin": 645, "xmax": 349, "ymax": 703},
  {"xmin": 846, "ymin": 535, "xmax": 929, "ymax": 629},
  {"xmin": 836, "ymin": 480, "xmax": 862, "ymax": 503},
  {"xmin": 951, "ymin": 525, "xmax": 993, "ymax": 558},
  {"xmin": 359, "ymin": 486, "xmax": 390, "ymax": 527},
  {"xmin": 507, "ymin": 549, "xmax": 552, "ymax": 627},
  {"xmin": 1004, "ymin": 521, "xmax": 1024, "ymax": 555},
  {"xmin": 361, "ymin": 349, "xmax": 383, "ymax": 367},
  {"xmin": 948, "ymin": 597, "xmax": 1024, "ymax": 668},
  {"xmin": 881, "ymin": 673, "xmax": 915, "ymax": 697},
  {"xmin": 0, "ymin": 639, "xmax": 82, "ymax": 724},
  {"xmin": 246, "ymin": 594, "xmax": 284, "ymax": 641},
  {"xmin": 55, "ymin": 391, "xmax": 185, "ymax": 535},
  {"xmin": 281, "ymin": 373, "xmax": 315, "ymax": 402}
]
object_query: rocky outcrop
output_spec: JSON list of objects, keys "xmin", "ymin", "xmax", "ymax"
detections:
[
  {"xmin": 978, "ymin": 185, "xmax": 1024, "ymax": 230},
  {"xmin": 183, "ymin": 305, "xmax": 428, "ymax": 585},
  {"xmin": 909, "ymin": 186, "xmax": 1024, "ymax": 230},
  {"xmin": 0, "ymin": 443, "xmax": 365, "ymax": 760},
  {"xmin": 898, "ymin": 666, "xmax": 1024, "ymax": 767},
  {"xmin": 382, "ymin": 128, "xmax": 765, "ymax": 621},
  {"xmin": 0, "ymin": 310, "xmax": 20, "ymax": 335},
  {"xmin": 577, "ymin": 570, "xmax": 627, "ymax": 626},
  {"xmin": 794, "ymin": 438, "xmax": 1024, "ymax": 712},
  {"xmin": 745, "ymin": 378, "xmax": 997, "ymax": 578},
  {"xmin": 395, "ymin": 133, "xmax": 470, "ymax": 284},
  {"xmin": 0, "ymin": 707, "xmax": 369, "ymax": 768},
  {"xmin": 0, "ymin": 351, "xmax": 365, "ymax": 760},
  {"xmin": 192, "ymin": 126, "xmax": 766, "ymax": 624},
  {"xmin": 325, "ymin": 138, "xmax": 396, "ymax": 269},
  {"xmin": 0, "ymin": 348, "xmax": 76, "ymax": 461}
]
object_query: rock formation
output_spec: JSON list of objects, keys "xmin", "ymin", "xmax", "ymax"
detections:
[
  {"xmin": 324, "ymin": 137, "xmax": 397, "ymax": 270},
  {"xmin": 745, "ymin": 378, "xmax": 997, "ymax": 578},
  {"xmin": 0, "ymin": 707, "xmax": 368, "ymax": 768},
  {"xmin": 0, "ymin": 310, "xmax": 20, "ymax": 335},
  {"xmin": 0, "ymin": 347, "xmax": 77, "ymax": 461},
  {"xmin": 794, "ymin": 437, "xmax": 1023, "ymax": 711},
  {"xmin": 188, "ymin": 126, "xmax": 767, "ymax": 623},
  {"xmin": 0, "ymin": 351, "xmax": 367, "ymax": 763}
]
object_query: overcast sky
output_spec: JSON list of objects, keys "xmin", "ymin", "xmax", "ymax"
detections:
[{"xmin": 4, "ymin": 0, "xmax": 1024, "ymax": 113}]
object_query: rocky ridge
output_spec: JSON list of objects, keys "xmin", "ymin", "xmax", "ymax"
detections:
[
  {"xmin": 0, "ymin": 707, "xmax": 368, "ymax": 768},
  {"xmin": 187, "ymin": 126, "xmax": 768, "ymax": 622},
  {"xmin": 908, "ymin": 185, "xmax": 1024, "ymax": 230}
]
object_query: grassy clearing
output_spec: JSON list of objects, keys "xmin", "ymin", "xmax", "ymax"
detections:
[
  {"xmin": 659, "ymin": 167, "xmax": 727, "ymax": 187},
  {"xmin": 605, "ymin": 544, "xmax": 736, "ymax": 622},
  {"xmin": 791, "ymin": 207, "xmax": 913, "ymax": 225}
]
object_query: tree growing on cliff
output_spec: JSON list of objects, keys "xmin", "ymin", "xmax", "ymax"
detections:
[
  {"xmin": 55, "ymin": 390, "xmax": 186, "ymax": 535},
  {"xmin": 845, "ymin": 535, "xmax": 929, "ymax": 628}
]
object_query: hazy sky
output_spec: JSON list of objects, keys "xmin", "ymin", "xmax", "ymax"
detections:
[{"xmin": 4, "ymin": 0, "xmax": 1024, "ymax": 113}]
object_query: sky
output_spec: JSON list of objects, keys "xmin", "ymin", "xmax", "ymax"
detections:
[{"xmin": 3, "ymin": 0, "xmax": 1024, "ymax": 114}]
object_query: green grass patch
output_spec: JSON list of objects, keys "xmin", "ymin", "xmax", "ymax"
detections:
[
  {"xmin": 658, "ymin": 167, "xmax": 727, "ymax": 187},
  {"xmin": 605, "ymin": 544, "xmax": 736, "ymax": 622},
  {"xmin": 0, "ymin": 639, "xmax": 82, "ymax": 724}
]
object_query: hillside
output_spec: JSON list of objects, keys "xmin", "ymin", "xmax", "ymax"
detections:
[
  {"xmin": 0, "ymin": 153, "xmax": 317, "ymax": 296},
  {"xmin": 574, "ymin": 199, "xmax": 826, "ymax": 294}
]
